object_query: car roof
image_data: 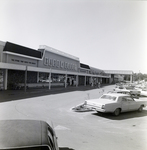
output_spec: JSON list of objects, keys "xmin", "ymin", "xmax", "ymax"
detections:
[
  {"xmin": 109, "ymin": 90, "xmax": 130, "ymax": 93},
  {"xmin": 103, "ymin": 93, "xmax": 129, "ymax": 97},
  {"xmin": 0, "ymin": 120, "xmax": 51, "ymax": 149}
]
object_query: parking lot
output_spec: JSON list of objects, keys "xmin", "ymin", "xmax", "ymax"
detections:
[{"xmin": 0, "ymin": 85, "xmax": 147, "ymax": 150}]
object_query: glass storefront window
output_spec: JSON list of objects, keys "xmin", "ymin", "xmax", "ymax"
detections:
[{"xmin": 39, "ymin": 73, "xmax": 65, "ymax": 83}]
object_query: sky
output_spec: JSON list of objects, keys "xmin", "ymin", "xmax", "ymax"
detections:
[{"xmin": 0, "ymin": 0, "xmax": 147, "ymax": 74}]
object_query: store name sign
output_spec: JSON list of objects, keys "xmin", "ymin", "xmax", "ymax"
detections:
[{"xmin": 43, "ymin": 57, "xmax": 78, "ymax": 71}]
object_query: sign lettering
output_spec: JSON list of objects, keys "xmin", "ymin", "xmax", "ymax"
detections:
[{"xmin": 43, "ymin": 57, "xmax": 77, "ymax": 71}]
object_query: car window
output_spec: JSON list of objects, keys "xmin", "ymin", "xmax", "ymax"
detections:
[
  {"xmin": 119, "ymin": 86, "xmax": 124, "ymax": 89},
  {"xmin": 122, "ymin": 97, "xmax": 127, "ymax": 102},
  {"xmin": 122, "ymin": 97, "xmax": 134, "ymax": 102},
  {"xmin": 126, "ymin": 97, "xmax": 134, "ymax": 101},
  {"xmin": 101, "ymin": 95, "xmax": 116, "ymax": 101},
  {"xmin": 117, "ymin": 91, "xmax": 129, "ymax": 94}
]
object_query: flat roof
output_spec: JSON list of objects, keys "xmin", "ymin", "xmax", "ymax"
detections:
[
  {"xmin": 39, "ymin": 45, "xmax": 80, "ymax": 61},
  {"xmin": 0, "ymin": 41, "xmax": 79, "ymax": 61},
  {"xmin": 3, "ymin": 42, "xmax": 43, "ymax": 60},
  {"xmin": 104, "ymin": 70, "xmax": 133, "ymax": 75},
  {"xmin": 80, "ymin": 63, "xmax": 90, "ymax": 69}
]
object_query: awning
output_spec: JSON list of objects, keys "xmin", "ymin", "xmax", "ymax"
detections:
[{"xmin": 0, "ymin": 62, "xmax": 110, "ymax": 78}]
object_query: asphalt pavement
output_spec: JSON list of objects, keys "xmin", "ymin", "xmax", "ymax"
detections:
[
  {"xmin": 0, "ymin": 84, "xmax": 147, "ymax": 150},
  {"xmin": 0, "ymin": 84, "xmax": 109, "ymax": 102}
]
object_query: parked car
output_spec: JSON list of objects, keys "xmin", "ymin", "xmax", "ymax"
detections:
[
  {"xmin": 115, "ymin": 82, "xmax": 124, "ymax": 88},
  {"xmin": 107, "ymin": 90, "xmax": 139, "ymax": 99},
  {"xmin": 140, "ymin": 88, "xmax": 147, "ymax": 97},
  {"xmin": 84, "ymin": 93, "xmax": 147, "ymax": 116},
  {"xmin": 108, "ymin": 90, "xmax": 131, "ymax": 95},
  {"xmin": 0, "ymin": 120, "xmax": 59, "ymax": 150},
  {"xmin": 114, "ymin": 86, "xmax": 141, "ymax": 96},
  {"xmin": 135, "ymin": 87, "xmax": 147, "ymax": 97}
]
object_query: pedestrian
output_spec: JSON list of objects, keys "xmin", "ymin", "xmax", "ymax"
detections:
[{"xmin": 98, "ymin": 82, "xmax": 101, "ymax": 88}]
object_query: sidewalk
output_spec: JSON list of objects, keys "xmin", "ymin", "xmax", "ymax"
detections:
[{"xmin": 0, "ymin": 85, "xmax": 108, "ymax": 103}]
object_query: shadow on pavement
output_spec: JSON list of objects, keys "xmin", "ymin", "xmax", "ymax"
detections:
[
  {"xmin": 92, "ymin": 109, "xmax": 147, "ymax": 120},
  {"xmin": 0, "ymin": 85, "xmax": 107, "ymax": 103}
]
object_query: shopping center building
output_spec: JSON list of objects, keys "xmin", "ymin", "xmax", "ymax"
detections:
[{"xmin": 0, "ymin": 41, "xmax": 133, "ymax": 90}]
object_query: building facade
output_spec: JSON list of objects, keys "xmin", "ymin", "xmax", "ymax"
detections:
[{"xmin": 0, "ymin": 41, "xmax": 110, "ymax": 90}]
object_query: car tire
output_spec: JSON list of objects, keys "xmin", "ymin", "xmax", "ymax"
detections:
[
  {"xmin": 113, "ymin": 108, "xmax": 121, "ymax": 116},
  {"xmin": 138, "ymin": 105, "xmax": 144, "ymax": 112}
]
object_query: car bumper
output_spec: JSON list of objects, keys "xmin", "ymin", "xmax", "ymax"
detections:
[
  {"xmin": 86, "ymin": 105, "xmax": 106, "ymax": 112},
  {"xmin": 95, "ymin": 108, "xmax": 106, "ymax": 112}
]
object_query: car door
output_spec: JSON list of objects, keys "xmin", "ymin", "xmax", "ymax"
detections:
[
  {"xmin": 126, "ymin": 97, "xmax": 138, "ymax": 111},
  {"xmin": 121, "ymin": 97, "xmax": 129, "ymax": 112}
]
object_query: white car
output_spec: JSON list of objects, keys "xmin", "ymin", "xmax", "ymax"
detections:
[
  {"xmin": 137, "ymin": 88, "xmax": 147, "ymax": 97},
  {"xmin": 114, "ymin": 86, "xmax": 141, "ymax": 96},
  {"xmin": 140, "ymin": 89, "xmax": 147, "ymax": 97},
  {"xmin": 108, "ymin": 90, "xmax": 131, "ymax": 95},
  {"xmin": 85, "ymin": 93, "xmax": 147, "ymax": 116}
]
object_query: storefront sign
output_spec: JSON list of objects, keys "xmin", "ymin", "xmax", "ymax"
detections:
[{"xmin": 43, "ymin": 57, "xmax": 78, "ymax": 71}]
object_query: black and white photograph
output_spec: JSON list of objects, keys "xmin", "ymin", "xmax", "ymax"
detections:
[{"xmin": 0, "ymin": 0, "xmax": 147, "ymax": 150}]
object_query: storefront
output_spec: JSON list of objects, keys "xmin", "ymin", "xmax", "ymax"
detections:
[{"xmin": 0, "ymin": 41, "xmax": 110, "ymax": 90}]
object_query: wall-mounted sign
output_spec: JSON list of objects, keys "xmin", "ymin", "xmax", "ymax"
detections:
[{"xmin": 43, "ymin": 57, "xmax": 78, "ymax": 71}]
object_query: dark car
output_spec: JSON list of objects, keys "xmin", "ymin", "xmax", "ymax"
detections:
[{"xmin": 0, "ymin": 120, "xmax": 59, "ymax": 150}]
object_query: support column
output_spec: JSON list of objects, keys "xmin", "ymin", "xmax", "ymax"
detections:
[
  {"xmin": 84, "ymin": 76, "xmax": 86, "ymax": 86},
  {"xmin": 130, "ymin": 74, "xmax": 133, "ymax": 83},
  {"xmin": 76, "ymin": 75, "xmax": 78, "ymax": 87},
  {"xmin": 37, "ymin": 72, "xmax": 39, "ymax": 83},
  {"xmin": 3, "ymin": 69, "xmax": 8, "ymax": 90},
  {"xmin": 110, "ymin": 74, "xmax": 114, "ymax": 84},
  {"xmin": 49, "ymin": 69, "xmax": 51, "ymax": 90},
  {"xmin": 91, "ymin": 76, "xmax": 93, "ymax": 87},
  {"xmin": 96, "ymin": 77, "xmax": 98, "ymax": 87},
  {"xmin": 24, "ymin": 66, "xmax": 27, "ymax": 92},
  {"xmin": 65, "ymin": 73, "xmax": 67, "ymax": 88}
]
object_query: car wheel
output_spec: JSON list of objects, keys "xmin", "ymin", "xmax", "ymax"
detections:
[
  {"xmin": 138, "ymin": 105, "xmax": 144, "ymax": 112},
  {"xmin": 113, "ymin": 108, "xmax": 121, "ymax": 116}
]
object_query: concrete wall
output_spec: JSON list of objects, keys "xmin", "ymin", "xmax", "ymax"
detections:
[
  {"xmin": 0, "ymin": 41, "xmax": 5, "ymax": 62},
  {"xmin": 4, "ymin": 54, "xmax": 38, "ymax": 67},
  {"xmin": 38, "ymin": 50, "xmax": 80, "ymax": 73}
]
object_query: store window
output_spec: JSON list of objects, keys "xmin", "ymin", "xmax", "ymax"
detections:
[{"xmin": 39, "ymin": 73, "xmax": 65, "ymax": 83}]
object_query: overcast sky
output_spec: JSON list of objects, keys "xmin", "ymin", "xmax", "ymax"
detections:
[{"xmin": 0, "ymin": 0, "xmax": 147, "ymax": 74}]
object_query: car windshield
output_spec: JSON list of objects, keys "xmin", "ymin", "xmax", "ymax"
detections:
[{"xmin": 101, "ymin": 95, "xmax": 116, "ymax": 101}]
